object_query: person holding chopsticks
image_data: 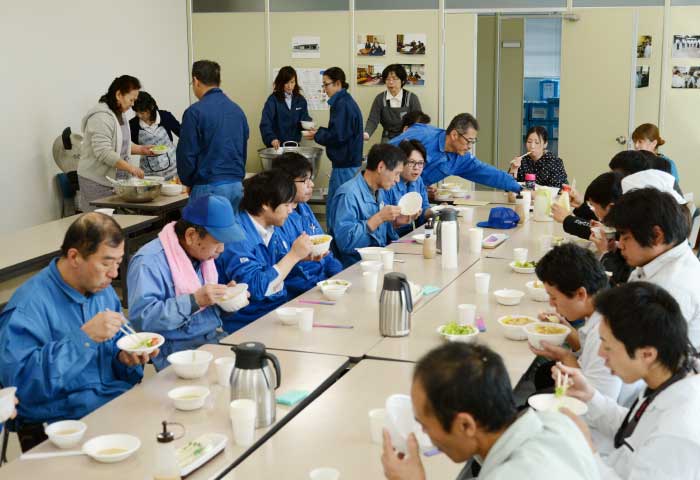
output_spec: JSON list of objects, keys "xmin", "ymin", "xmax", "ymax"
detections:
[{"xmin": 509, "ymin": 126, "xmax": 568, "ymax": 188}]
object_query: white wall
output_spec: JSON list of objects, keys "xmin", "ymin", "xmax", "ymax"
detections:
[{"xmin": 0, "ymin": 1, "xmax": 191, "ymax": 233}]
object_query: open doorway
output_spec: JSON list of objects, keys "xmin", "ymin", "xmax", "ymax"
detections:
[{"xmin": 475, "ymin": 15, "xmax": 562, "ymax": 173}]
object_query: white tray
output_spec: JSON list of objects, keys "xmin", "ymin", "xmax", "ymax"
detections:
[{"xmin": 178, "ymin": 433, "xmax": 228, "ymax": 477}]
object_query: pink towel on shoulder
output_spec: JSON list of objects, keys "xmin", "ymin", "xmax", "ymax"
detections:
[{"xmin": 158, "ymin": 221, "xmax": 218, "ymax": 296}]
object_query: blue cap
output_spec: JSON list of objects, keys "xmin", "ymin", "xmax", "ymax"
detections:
[
  {"xmin": 182, "ymin": 195, "xmax": 244, "ymax": 243},
  {"xmin": 476, "ymin": 207, "xmax": 520, "ymax": 229}
]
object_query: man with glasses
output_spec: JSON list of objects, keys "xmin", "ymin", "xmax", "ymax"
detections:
[
  {"xmin": 270, "ymin": 152, "xmax": 342, "ymax": 298},
  {"xmin": 389, "ymin": 113, "xmax": 521, "ymax": 194},
  {"xmin": 384, "ymin": 139, "xmax": 433, "ymax": 236}
]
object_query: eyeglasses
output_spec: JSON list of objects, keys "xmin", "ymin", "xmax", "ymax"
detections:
[
  {"xmin": 406, "ymin": 161, "xmax": 425, "ymax": 168},
  {"xmin": 322, "ymin": 81, "xmax": 335, "ymax": 88},
  {"xmin": 295, "ymin": 177, "xmax": 313, "ymax": 185},
  {"xmin": 459, "ymin": 132, "xmax": 478, "ymax": 145}
]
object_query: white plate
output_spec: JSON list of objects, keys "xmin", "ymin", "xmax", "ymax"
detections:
[
  {"xmin": 399, "ymin": 192, "xmax": 423, "ymax": 216},
  {"xmin": 509, "ymin": 261, "xmax": 536, "ymax": 274},
  {"xmin": 116, "ymin": 332, "xmax": 164, "ymax": 355},
  {"xmin": 178, "ymin": 433, "xmax": 228, "ymax": 477},
  {"xmin": 528, "ymin": 393, "xmax": 588, "ymax": 415}
]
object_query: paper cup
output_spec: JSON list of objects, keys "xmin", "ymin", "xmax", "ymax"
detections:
[
  {"xmin": 457, "ymin": 304, "xmax": 477, "ymax": 325},
  {"xmin": 461, "ymin": 207, "xmax": 475, "ymax": 226},
  {"xmin": 474, "ymin": 273, "xmax": 491, "ymax": 295},
  {"xmin": 368, "ymin": 408, "xmax": 386, "ymax": 444},
  {"xmin": 380, "ymin": 250, "xmax": 394, "ymax": 270},
  {"xmin": 215, "ymin": 356, "xmax": 236, "ymax": 386},
  {"xmin": 230, "ymin": 399, "xmax": 256, "ymax": 446},
  {"xmin": 363, "ymin": 271, "xmax": 378, "ymax": 293},
  {"xmin": 513, "ymin": 248, "xmax": 528, "ymax": 263},
  {"xmin": 298, "ymin": 308, "xmax": 314, "ymax": 332},
  {"xmin": 468, "ymin": 228, "xmax": 483, "ymax": 254},
  {"xmin": 539, "ymin": 235, "xmax": 553, "ymax": 254}
]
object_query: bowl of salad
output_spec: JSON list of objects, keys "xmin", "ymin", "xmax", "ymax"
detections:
[
  {"xmin": 437, "ymin": 321, "xmax": 479, "ymax": 343},
  {"xmin": 510, "ymin": 260, "xmax": 536, "ymax": 274},
  {"xmin": 116, "ymin": 332, "xmax": 164, "ymax": 354}
]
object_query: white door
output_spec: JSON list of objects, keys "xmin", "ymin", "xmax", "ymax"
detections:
[{"xmin": 559, "ymin": 8, "xmax": 634, "ymax": 189}]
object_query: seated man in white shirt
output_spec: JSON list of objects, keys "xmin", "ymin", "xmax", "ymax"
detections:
[
  {"xmin": 606, "ymin": 186, "xmax": 700, "ymax": 347},
  {"xmin": 381, "ymin": 343, "xmax": 599, "ymax": 480},
  {"xmin": 555, "ymin": 282, "xmax": 700, "ymax": 479}
]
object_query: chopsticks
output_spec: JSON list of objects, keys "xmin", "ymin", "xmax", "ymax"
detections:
[
  {"xmin": 119, "ymin": 320, "xmax": 144, "ymax": 348},
  {"xmin": 555, "ymin": 370, "xmax": 569, "ymax": 398},
  {"xmin": 313, "ymin": 323, "xmax": 354, "ymax": 329},
  {"xmin": 297, "ymin": 299, "xmax": 336, "ymax": 306},
  {"xmin": 510, "ymin": 151, "xmax": 532, "ymax": 164}
]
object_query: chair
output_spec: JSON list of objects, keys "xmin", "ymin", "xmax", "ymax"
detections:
[{"xmin": 56, "ymin": 172, "xmax": 77, "ymax": 217}]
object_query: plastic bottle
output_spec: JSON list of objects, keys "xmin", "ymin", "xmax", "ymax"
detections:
[
  {"xmin": 423, "ymin": 218, "xmax": 436, "ymax": 259},
  {"xmin": 154, "ymin": 421, "xmax": 181, "ymax": 480},
  {"xmin": 524, "ymin": 173, "xmax": 536, "ymax": 191},
  {"xmin": 440, "ymin": 220, "xmax": 458, "ymax": 269},
  {"xmin": 514, "ymin": 193, "xmax": 526, "ymax": 225},
  {"xmin": 557, "ymin": 185, "xmax": 571, "ymax": 214}
]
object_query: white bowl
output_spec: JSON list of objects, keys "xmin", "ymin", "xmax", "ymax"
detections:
[
  {"xmin": 301, "ymin": 120, "xmax": 316, "ymax": 130},
  {"xmin": 436, "ymin": 324, "xmax": 479, "ymax": 343},
  {"xmin": 217, "ymin": 283, "xmax": 249, "ymax": 312},
  {"xmin": 494, "ymin": 289, "xmax": 525, "ymax": 306},
  {"xmin": 310, "ymin": 234, "xmax": 332, "ymax": 257},
  {"xmin": 524, "ymin": 322, "xmax": 571, "ymax": 349},
  {"xmin": 168, "ymin": 386, "xmax": 210, "ymax": 411},
  {"xmin": 161, "ymin": 183, "xmax": 183, "ymax": 196},
  {"xmin": 412, "ymin": 234, "xmax": 425, "ymax": 244},
  {"xmin": 451, "ymin": 190, "xmax": 469, "ymax": 199},
  {"xmin": 144, "ymin": 175, "xmax": 165, "ymax": 183},
  {"xmin": 276, "ymin": 307, "xmax": 299, "ymax": 325},
  {"xmin": 385, "ymin": 394, "xmax": 434, "ymax": 455},
  {"xmin": 525, "ymin": 280, "xmax": 549, "ymax": 302},
  {"xmin": 435, "ymin": 193, "xmax": 452, "ymax": 202},
  {"xmin": 360, "ymin": 260, "xmax": 383, "ymax": 272},
  {"xmin": 510, "ymin": 261, "xmax": 536, "ymax": 274},
  {"xmin": 45, "ymin": 420, "xmax": 87, "ymax": 449},
  {"xmin": 116, "ymin": 332, "xmax": 165, "ymax": 355},
  {"xmin": 528, "ymin": 393, "xmax": 588, "ymax": 415},
  {"xmin": 317, "ymin": 279, "xmax": 352, "ymax": 291},
  {"xmin": 94, "ymin": 208, "xmax": 115, "ymax": 216},
  {"xmin": 320, "ymin": 286, "xmax": 347, "ymax": 301},
  {"xmin": 167, "ymin": 350, "xmax": 214, "ymax": 379},
  {"xmin": 0, "ymin": 387, "xmax": 16, "ymax": 423},
  {"xmin": 496, "ymin": 315, "xmax": 538, "ymax": 341},
  {"xmin": 398, "ymin": 192, "xmax": 423, "ymax": 216},
  {"xmin": 356, "ymin": 247, "xmax": 388, "ymax": 261},
  {"xmin": 82, "ymin": 434, "xmax": 141, "ymax": 463}
]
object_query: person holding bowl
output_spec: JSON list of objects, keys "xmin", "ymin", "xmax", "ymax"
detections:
[{"xmin": 260, "ymin": 66, "xmax": 313, "ymax": 150}]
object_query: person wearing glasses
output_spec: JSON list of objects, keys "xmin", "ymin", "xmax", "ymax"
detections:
[
  {"xmin": 390, "ymin": 113, "xmax": 521, "ymax": 194},
  {"xmin": 304, "ymin": 67, "xmax": 364, "ymax": 202},
  {"xmin": 270, "ymin": 152, "xmax": 342, "ymax": 298},
  {"xmin": 553, "ymin": 282, "xmax": 700, "ymax": 479},
  {"xmin": 363, "ymin": 64, "xmax": 423, "ymax": 143},
  {"xmin": 384, "ymin": 140, "xmax": 433, "ymax": 237},
  {"xmin": 509, "ymin": 126, "xmax": 568, "ymax": 188}
]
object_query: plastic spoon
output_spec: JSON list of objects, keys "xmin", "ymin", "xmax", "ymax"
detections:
[{"xmin": 21, "ymin": 450, "xmax": 86, "ymax": 460}]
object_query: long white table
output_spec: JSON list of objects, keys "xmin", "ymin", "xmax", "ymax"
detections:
[
  {"xmin": 2, "ymin": 345, "xmax": 348, "ymax": 479},
  {"xmin": 223, "ymin": 359, "xmax": 463, "ymax": 479}
]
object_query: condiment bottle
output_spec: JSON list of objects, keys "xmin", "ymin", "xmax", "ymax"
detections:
[
  {"xmin": 423, "ymin": 218, "xmax": 436, "ymax": 259},
  {"xmin": 524, "ymin": 173, "xmax": 536, "ymax": 191},
  {"xmin": 514, "ymin": 193, "xmax": 526, "ymax": 225},
  {"xmin": 557, "ymin": 184, "xmax": 571, "ymax": 214},
  {"xmin": 154, "ymin": 421, "xmax": 181, "ymax": 480}
]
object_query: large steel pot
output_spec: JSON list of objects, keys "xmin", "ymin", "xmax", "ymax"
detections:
[
  {"xmin": 258, "ymin": 141, "xmax": 324, "ymax": 179},
  {"xmin": 113, "ymin": 180, "xmax": 162, "ymax": 203}
]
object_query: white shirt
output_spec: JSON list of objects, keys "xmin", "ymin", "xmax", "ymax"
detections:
[
  {"xmin": 586, "ymin": 374, "xmax": 700, "ymax": 479},
  {"xmin": 247, "ymin": 213, "xmax": 283, "ymax": 296},
  {"xmin": 628, "ymin": 242, "xmax": 700, "ymax": 347},
  {"xmin": 139, "ymin": 110, "xmax": 161, "ymax": 134},
  {"xmin": 385, "ymin": 89, "xmax": 403, "ymax": 108},
  {"xmin": 477, "ymin": 410, "xmax": 598, "ymax": 479},
  {"xmin": 284, "ymin": 92, "xmax": 292, "ymax": 109}
]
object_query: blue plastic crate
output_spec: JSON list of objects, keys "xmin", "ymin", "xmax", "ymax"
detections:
[
  {"xmin": 539, "ymin": 79, "xmax": 559, "ymax": 100},
  {"xmin": 526, "ymin": 101, "xmax": 549, "ymax": 121},
  {"xmin": 547, "ymin": 98, "xmax": 559, "ymax": 120}
]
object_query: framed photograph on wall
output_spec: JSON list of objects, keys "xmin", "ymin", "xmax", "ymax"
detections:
[
  {"xmin": 402, "ymin": 64, "xmax": 425, "ymax": 86},
  {"xmin": 292, "ymin": 36, "xmax": 321, "ymax": 58},
  {"xmin": 357, "ymin": 35, "xmax": 386, "ymax": 56},
  {"xmin": 396, "ymin": 34, "xmax": 426, "ymax": 55},
  {"xmin": 672, "ymin": 35, "xmax": 700, "ymax": 59},
  {"xmin": 671, "ymin": 66, "xmax": 700, "ymax": 89},
  {"xmin": 637, "ymin": 35, "xmax": 652, "ymax": 58},
  {"xmin": 357, "ymin": 64, "xmax": 386, "ymax": 85},
  {"xmin": 636, "ymin": 66, "xmax": 650, "ymax": 88}
]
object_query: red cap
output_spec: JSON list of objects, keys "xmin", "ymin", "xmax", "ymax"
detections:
[
  {"xmin": 525, "ymin": 174, "xmax": 536, "ymax": 181},
  {"xmin": 561, "ymin": 184, "xmax": 571, "ymax": 192}
]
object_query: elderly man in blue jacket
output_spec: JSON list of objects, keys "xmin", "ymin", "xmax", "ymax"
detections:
[
  {"xmin": 177, "ymin": 60, "xmax": 250, "ymax": 210},
  {"xmin": 270, "ymin": 152, "xmax": 343, "ymax": 297},
  {"xmin": 389, "ymin": 113, "xmax": 521, "ymax": 193},
  {"xmin": 216, "ymin": 170, "xmax": 313, "ymax": 332},
  {"xmin": 328, "ymin": 144, "xmax": 406, "ymax": 267},
  {"xmin": 127, "ymin": 195, "xmax": 246, "ymax": 371},
  {"xmin": 0, "ymin": 213, "xmax": 157, "ymax": 452}
]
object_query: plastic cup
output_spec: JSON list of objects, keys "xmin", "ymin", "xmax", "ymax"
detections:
[
  {"xmin": 513, "ymin": 248, "xmax": 528, "ymax": 263},
  {"xmin": 474, "ymin": 273, "xmax": 491, "ymax": 295},
  {"xmin": 363, "ymin": 271, "xmax": 378, "ymax": 293},
  {"xmin": 309, "ymin": 468, "xmax": 340, "ymax": 480},
  {"xmin": 468, "ymin": 228, "xmax": 483, "ymax": 254},
  {"xmin": 368, "ymin": 408, "xmax": 386, "ymax": 444},
  {"xmin": 0, "ymin": 387, "xmax": 17, "ymax": 423},
  {"xmin": 215, "ymin": 356, "xmax": 236, "ymax": 386},
  {"xmin": 520, "ymin": 190, "xmax": 532, "ymax": 206},
  {"xmin": 457, "ymin": 304, "xmax": 477, "ymax": 325},
  {"xmin": 298, "ymin": 308, "xmax": 314, "ymax": 331},
  {"xmin": 461, "ymin": 207, "xmax": 475, "ymax": 226},
  {"xmin": 229, "ymin": 399, "xmax": 256, "ymax": 446},
  {"xmin": 94, "ymin": 208, "xmax": 115, "ymax": 216},
  {"xmin": 539, "ymin": 235, "xmax": 553, "ymax": 254},
  {"xmin": 380, "ymin": 250, "xmax": 394, "ymax": 270}
]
